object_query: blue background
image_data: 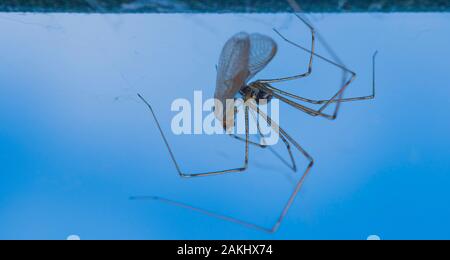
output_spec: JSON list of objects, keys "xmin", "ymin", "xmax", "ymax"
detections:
[{"xmin": 0, "ymin": 12, "xmax": 449, "ymax": 239}]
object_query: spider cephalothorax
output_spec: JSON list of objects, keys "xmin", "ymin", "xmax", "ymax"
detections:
[{"xmin": 240, "ymin": 82, "xmax": 274, "ymax": 104}]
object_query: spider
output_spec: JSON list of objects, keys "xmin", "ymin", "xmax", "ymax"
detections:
[{"xmin": 134, "ymin": 14, "xmax": 378, "ymax": 233}]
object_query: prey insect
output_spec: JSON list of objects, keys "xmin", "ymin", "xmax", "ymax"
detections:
[{"xmin": 134, "ymin": 14, "xmax": 378, "ymax": 233}]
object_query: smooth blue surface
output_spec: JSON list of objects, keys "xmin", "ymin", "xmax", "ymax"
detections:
[{"xmin": 0, "ymin": 13, "xmax": 449, "ymax": 239}]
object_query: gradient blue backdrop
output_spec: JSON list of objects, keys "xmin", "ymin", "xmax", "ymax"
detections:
[{"xmin": 0, "ymin": 12, "xmax": 449, "ymax": 239}]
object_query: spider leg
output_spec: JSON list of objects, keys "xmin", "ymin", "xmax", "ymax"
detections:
[
  {"xmin": 264, "ymin": 51, "xmax": 378, "ymax": 106},
  {"xmin": 265, "ymin": 25, "xmax": 379, "ymax": 103},
  {"xmin": 130, "ymin": 195, "xmax": 273, "ymax": 233},
  {"xmin": 309, "ymin": 51, "xmax": 378, "ymax": 104},
  {"xmin": 230, "ymin": 107, "xmax": 297, "ymax": 172},
  {"xmin": 249, "ymin": 12, "xmax": 356, "ymax": 119},
  {"xmin": 256, "ymin": 10, "xmax": 378, "ymax": 113},
  {"xmin": 259, "ymin": 79, "xmax": 355, "ymax": 120},
  {"xmin": 256, "ymin": 51, "xmax": 377, "ymax": 120},
  {"xmin": 137, "ymin": 94, "xmax": 249, "ymax": 178},
  {"xmin": 249, "ymin": 102, "xmax": 314, "ymax": 232},
  {"xmin": 132, "ymin": 101, "xmax": 312, "ymax": 233},
  {"xmin": 229, "ymin": 134, "xmax": 265, "ymax": 147},
  {"xmin": 251, "ymin": 107, "xmax": 297, "ymax": 172},
  {"xmin": 258, "ymin": 13, "xmax": 315, "ymax": 84}
]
